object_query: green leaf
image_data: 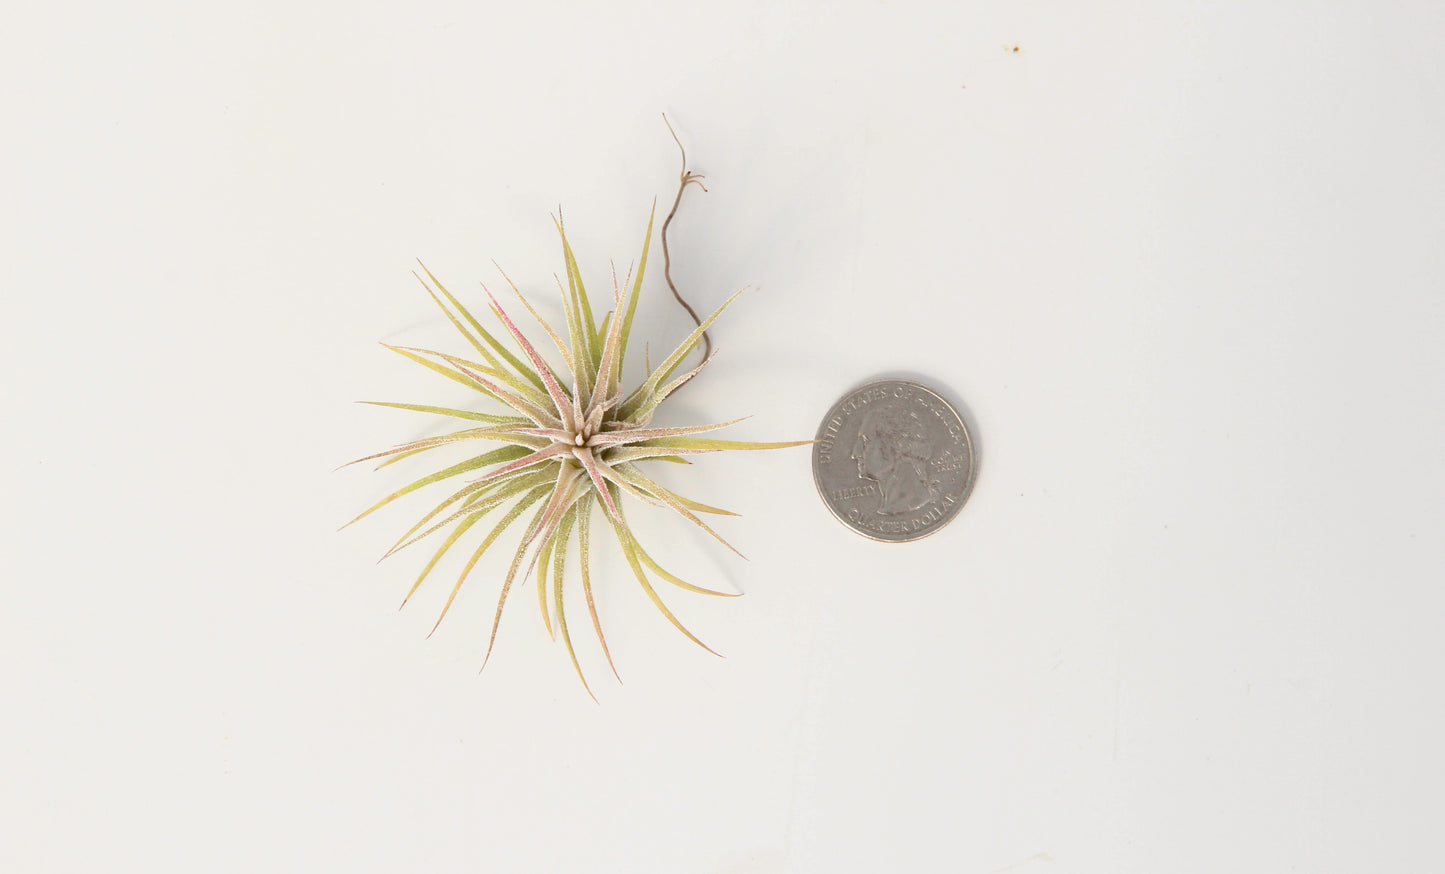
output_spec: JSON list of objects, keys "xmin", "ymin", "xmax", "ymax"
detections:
[
  {"xmin": 341, "ymin": 444, "xmax": 534, "ymax": 529},
  {"xmin": 614, "ymin": 205, "xmax": 655, "ymax": 380},
  {"xmin": 373, "ymin": 446, "xmax": 430, "ymax": 470},
  {"xmin": 431, "ymin": 484, "xmax": 551, "ymax": 638},
  {"xmin": 399, "ymin": 512, "xmax": 485, "ymax": 610},
  {"xmin": 359, "ymin": 401, "xmax": 528, "ymax": 425},
  {"xmin": 606, "ymin": 497, "xmax": 720, "ymax": 657},
  {"xmin": 635, "ymin": 437, "xmax": 815, "ymax": 452},
  {"xmin": 536, "ymin": 534, "xmax": 555, "ymax": 640},
  {"xmin": 606, "ymin": 463, "xmax": 743, "ymax": 557},
  {"xmin": 575, "ymin": 496, "xmax": 619, "ymax": 682},
  {"xmin": 413, "ymin": 269, "xmax": 501, "ymax": 369},
  {"xmin": 619, "ymin": 288, "xmax": 742, "ymax": 420},
  {"xmin": 483, "ymin": 468, "xmax": 586, "ymax": 668},
  {"xmin": 418, "ymin": 262, "xmax": 546, "ymax": 393},
  {"xmin": 628, "ymin": 528, "xmax": 738, "ymax": 597},
  {"xmin": 383, "ymin": 343, "xmax": 491, "ymax": 395},
  {"xmin": 386, "ymin": 468, "xmax": 555, "ymax": 558},
  {"xmin": 495, "ymin": 269, "xmax": 575, "ymax": 377},
  {"xmin": 341, "ymin": 425, "xmax": 538, "ymax": 470},
  {"xmin": 554, "ymin": 218, "xmax": 598, "ymax": 362},
  {"xmin": 551, "ymin": 505, "xmax": 595, "ymax": 700},
  {"xmin": 427, "ymin": 349, "xmax": 555, "ymax": 414}
]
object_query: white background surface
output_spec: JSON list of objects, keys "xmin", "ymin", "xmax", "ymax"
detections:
[{"xmin": 4, "ymin": 2, "xmax": 1443, "ymax": 872}]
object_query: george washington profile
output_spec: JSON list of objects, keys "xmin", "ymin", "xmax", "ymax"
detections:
[{"xmin": 849, "ymin": 405, "xmax": 941, "ymax": 515}]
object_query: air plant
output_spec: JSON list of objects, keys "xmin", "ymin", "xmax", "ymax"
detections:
[{"xmin": 344, "ymin": 131, "xmax": 807, "ymax": 697}]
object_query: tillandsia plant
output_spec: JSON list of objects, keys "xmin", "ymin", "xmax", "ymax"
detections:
[{"xmin": 344, "ymin": 127, "xmax": 807, "ymax": 697}]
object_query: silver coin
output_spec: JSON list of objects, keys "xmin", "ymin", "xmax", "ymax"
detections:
[{"xmin": 812, "ymin": 379, "xmax": 977, "ymax": 542}]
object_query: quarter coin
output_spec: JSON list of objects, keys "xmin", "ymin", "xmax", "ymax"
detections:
[{"xmin": 812, "ymin": 379, "xmax": 977, "ymax": 542}]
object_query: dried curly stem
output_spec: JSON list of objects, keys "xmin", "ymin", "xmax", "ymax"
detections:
[{"xmin": 661, "ymin": 114, "xmax": 711, "ymax": 363}]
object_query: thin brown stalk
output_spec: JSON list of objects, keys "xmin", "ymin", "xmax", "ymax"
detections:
[{"xmin": 661, "ymin": 114, "xmax": 711, "ymax": 364}]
